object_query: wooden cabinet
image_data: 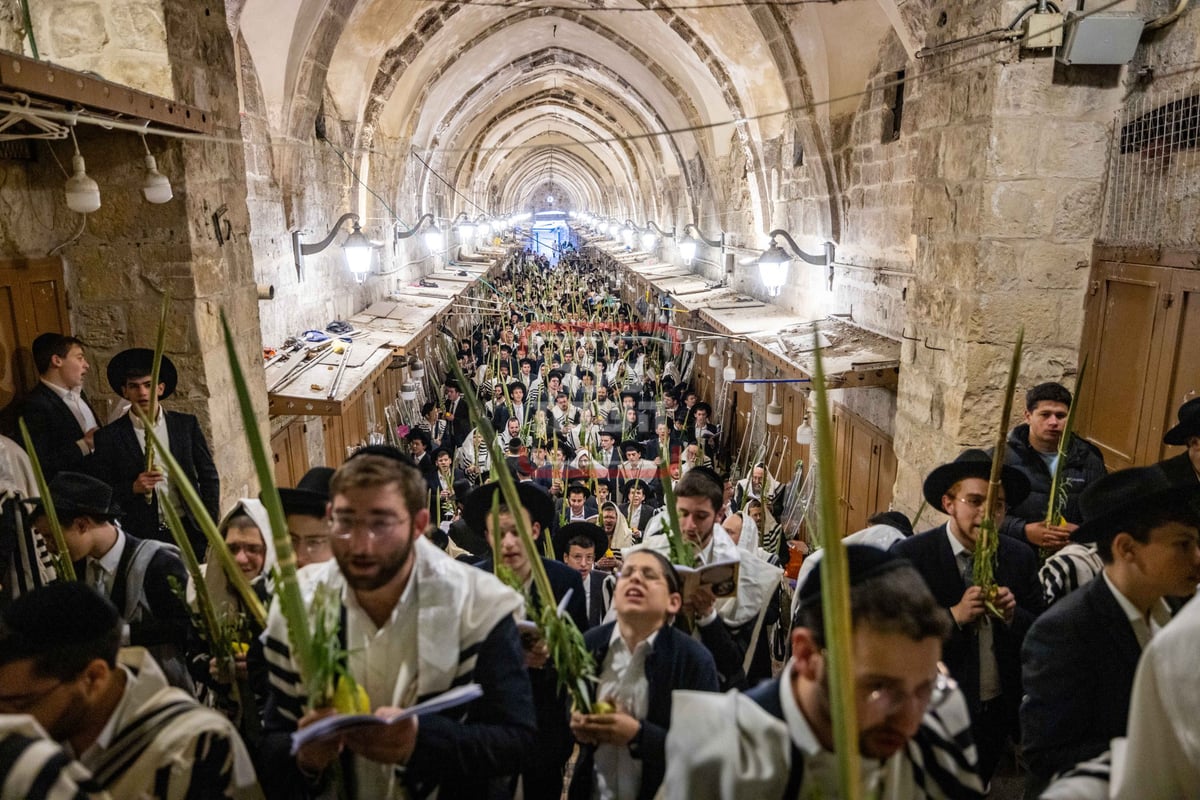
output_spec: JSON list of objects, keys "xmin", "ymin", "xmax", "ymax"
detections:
[
  {"xmin": 1077, "ymin": 254, "xmax": 1200, "ymax": 469},
  {"xmin": 270, "ymin": 418, "xmax": 310, "ymax": 487}
]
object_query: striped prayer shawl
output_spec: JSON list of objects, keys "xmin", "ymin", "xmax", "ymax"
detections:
[
  {"xmin": 263, "ymin": 537, "xmax": 523, "ymax": 726},
  {"xmin": 0, "ymin": 717, "xmax": 105, "ymax": 800},
  {"xmin": 1039, "ymin": 543, "xmax": 1103, "ymax": 608},
  {"xmin": 2, "ymin": 492, "xmax": 56, "ymax": 602},
  {"xmin": 1040, "ymin": 750, "xmax": 1111, "ymax": 799}
]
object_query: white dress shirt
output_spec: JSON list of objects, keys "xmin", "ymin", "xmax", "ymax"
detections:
[
  {"xmin": 345, "ymin": 569, "xmax": 419, "ymax": 800},
  {"xmin": 41, "ymin": 379, "xmax": 98, "ymax": 454},
  {"xmin": 593, "ymin": 627, "xmax": 658, "ymax": 799},
  {"xmin": 88, "ymin": 526, "xmax": 127, "ymax": 599}
]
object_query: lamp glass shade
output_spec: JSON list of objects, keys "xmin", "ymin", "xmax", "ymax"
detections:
[
  {"xmin": 641, "ymin": 231, "xmax": 657, "ymax": 250},
  {"xmin": 342, "ymin": 224, "xmax": 374, "ymax": 280},
  {"xmin": 683, "ymin": 337, "xmax": 694, "ymax": 353},
  {"xmin": 795, "ymin": 421, "xmax": 814, "ymax": 445},
  {"xmin": 696, "ymin": 339, "xmax": 709, "ymax": 356},
  {"xmin": 424, "ymin": 225, "xmax": 444, "ymax": 251},
  {"xmin": 479, "ymin": 222, "xmax": 492, "ymax": 239},
  {"xmin": 708, "ymin": 351, "xmax": 721, "ymax": 369},
  {"xmin": 622, "ymin": 228, "xmax": 634, "ymax": 247},
  {"xmin": 411, "ymin": 362, "xmax": 425, "ymax": 380},
  {"xmin": 141, "ymin": 155, "xmax": 173, "ymax": 204},
  {"xmin": 458, "ymin": 222, "xmax": 475, "ymax": 239},
  {"xmin": 723, "ymin": 362, "xmax": 737, "ymax": 382},
  {"xmin": 766, "ymin": 387, "xmax": 783, "ymax": 426},
  {"xmin": 65, "ymin": 154, "xmax": 101, "ymax": 213},
  {"xmin": 678, "ymin": 236, "xmax": 697, "ymax": 264},
  {"xmin": 744, "ymin": 381, "xmax": 757, "ymax": 394},
  {"xmin": 400, "ymin": 382, "xmax": 417, "ymax": 401}
]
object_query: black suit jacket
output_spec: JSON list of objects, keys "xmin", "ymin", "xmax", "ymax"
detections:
[
  {"xmin": 585, "ymin": 570, "xmax": 609, "ymax": 627},
  {"xmin": 620, "ymin": 503, "xmax": 658, "ymax": 534},
  {"xmin": 18, "ymin": 382, "xmax": 96, "ymax": 478},
  {"xmin": 891, "ymin": 524, "xmax": 1042, "ymax": 725},
  {"xmin": 447, "ymin": 397, "xmax": 471, "ymax": 447},
  {"xmin": 89, "ymin": 411, "xmax": 219, "ymax": 554},
  {"xmin": 1020, "ymin": 574, "xmax": 1147, "ymax": 789},
  {"xmin": 1157, "ymin": 451, "xmax": 1199, "ymax": 486},
  {"xmin": 568, "ymin": 622, "xmax": 719, "ymax": 800}
]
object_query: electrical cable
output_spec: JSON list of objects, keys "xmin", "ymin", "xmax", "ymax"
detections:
[{"xmin": 323, "ymin": 138, "xmax": 409, "ymax": 228}]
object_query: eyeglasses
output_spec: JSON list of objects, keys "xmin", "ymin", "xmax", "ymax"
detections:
[
  {"xmin": 861, "ymin": 662, "xmax": 957, "ymax": 717},
  {"xmin": 0, "ymin": 680, "xmax": 67, "ymax": 713},
  {"xmin": 952, "ymin": 495, "xmax": 1006, "ymax": 514},
  {"xmin": 329, "ymin": 514, "xmax": 408, "ymax": 540},
  {"xmin": 289, "ymin": 534, "xmax": 332, "ymax": 554},
  {"xmin": 227, "ymin": 543, "xmax": 266, "ymax": 557}
]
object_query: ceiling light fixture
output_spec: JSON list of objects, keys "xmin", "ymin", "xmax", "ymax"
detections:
[
  {"xmin": 757, "ymin": 229, "xmax": 837, "ymax": 295},
  {"xmin": 139, "ymin": 134, "xmax": 172, "ymax": 204},
  {"xmin": 64, "ymin": 127, "xmax": 100, "ymax": 214}
]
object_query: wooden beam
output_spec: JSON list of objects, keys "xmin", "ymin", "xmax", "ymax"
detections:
[{"xmin": 0, "ymin": 50, "xmax": 216, "ymax": 134}]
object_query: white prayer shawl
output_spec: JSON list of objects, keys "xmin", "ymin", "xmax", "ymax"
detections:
[
  {"xmin": 637, "ymin": 518, "xmax": 782, "ymax": 628},
  {"xmin": 195, "ymin": 498, "xmax": 278, "ymax": 618},
  {"xmin": 602, "ymin": 500, "xmax": 636, "ymax": 551},
  {"xmin": 263, "ymin": 536, "xmax": 524, "ymax": 721},
  {"xmin": 791, "ymin": 524, "xmax": 908, "ymax": 621},
  {"xmin": 0, "ymin": 716, "xmax": 108, "ymax": 800},
  {"xmin": 661, "ymin": 682, "xmax": 984, "ymax": 800},
  {"xmin": 0, "ymin": 435, "xmax": 36, "ymax": 497},
  {"xmin": 81, "ymin": 647, "xmax": 262, "ymax": 800}
]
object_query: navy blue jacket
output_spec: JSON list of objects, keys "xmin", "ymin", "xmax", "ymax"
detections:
[
  {"xmin": 1020, "ymin": 573, "xmax": 1145, "ymax": 792},
  {"xmin": 568, "ymin": 622, "xmax": 719, "ymax": 800},
  {"xmin": 993, "ymin": 424, "xmax": 1106, "ymax": 548},
  {"xmin": 891, "ymin": 525, "xmax": 1043, "ymax": 725}
]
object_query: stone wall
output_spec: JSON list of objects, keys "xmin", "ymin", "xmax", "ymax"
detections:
[{"xmin": 29, "ymin": 0, "xmax": 174, "ymax": 99}]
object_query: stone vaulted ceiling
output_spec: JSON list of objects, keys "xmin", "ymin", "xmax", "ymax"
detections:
[{"xmin": 233, "ymin": 0, "xmax": 909, "ymax": 224}]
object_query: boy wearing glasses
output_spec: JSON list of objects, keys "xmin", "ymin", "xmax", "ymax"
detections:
[
  {"xmin": 891, "ymin": 449, "xmax": 1043, "ymax": 784},
  {"xmin": 260, "ymin": 455, "xmax": 535, "ymax": 800},
  {"xmin": 568, "ymin": 549, "xmax": 718, "ymax": 799},
  {"xmin": 663, "ymin": 545, "xmax": 985, "ymax": 798}
]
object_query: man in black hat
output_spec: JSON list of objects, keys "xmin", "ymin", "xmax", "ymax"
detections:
[
  {"xmin": 278, "ymin": 466, "xmax": 335, "ymax": 570},
  {"xmin": 685, "ymin": 401, "xmax": 718, "ymax": 449},
  {"xmin": 993, "ymin": 382, "xmax": 1107, "ymax": 553},
  {"xmin": 443, "ymin": 379, "xmax": 470, "ymax": 447},
  {"xmin": 464, "ymin": 481, "xmax": 587, "ymax": 799},
  {"xmin": 492, "ymin": 380, "xmax": 527, "ymax": 430},
  {"xmin": 556, "ymin": 480, "xmax": 594, "ymax": 528},
  {"xmin": 619, "ymin": 440, "xmax": 659, "ymax": 504},
  {"xmin": 88, "ymin": 348, "xmax": 219, "ymax": 557},
  {"xmin": 621, "ymin": 478, "xmax": 657, "ymax": 539},
  {"xmin": 556, "ymin": 521, "xmax": 611, "ymax": 627},
  {"xmin": 404, "ymin": 427, "xmax": 437, "ymax": 490},
  {"xmin": 36, "ymin": 471, "xmax": 192, "ymax": 690},
  {"xmin": 19, "ymin": 333, "xmax": 100, "ymax": 479},
  {"xmin": 1157, "ymin": 396, "xmax": 1200, "ymax": 486},
  {"xmin": 890, "ymin": 449, "xmax": 1043, "ymax": 783},
  {"xmin": 1020, "ymin": 466, "xmax": 1200, "ymax": 796},
  {"xmin": 662, "ymin": 545, "xmax": 985, "ymax": 798}
]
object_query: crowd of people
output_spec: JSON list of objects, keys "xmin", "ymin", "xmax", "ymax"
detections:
[{"xmin": 0, "ymin": 243, "xmax": 1197, "ymax": 800}]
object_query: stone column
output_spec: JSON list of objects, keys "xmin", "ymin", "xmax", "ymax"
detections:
[{"xmin": 892, "ymin": 0, "xmax": 1116, "ymax": 515}]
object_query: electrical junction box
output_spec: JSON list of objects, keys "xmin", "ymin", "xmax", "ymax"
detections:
[
  {"xmin": 1057, "ymin": 11, "xmax": 1145, "ymax": 65},
  {"xmin": 1024, "ymin": 12, "xmax": 1065, "ymax": 48}
]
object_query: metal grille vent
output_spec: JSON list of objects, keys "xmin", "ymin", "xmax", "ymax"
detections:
[{"xmin": 1101, "ymin": 86, "xmax": 1200, "ymax": 247}]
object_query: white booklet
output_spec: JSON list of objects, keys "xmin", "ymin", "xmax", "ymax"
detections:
[{"xmin": 290, "ymin": 683, "xmax": 484, "ymax": 754}]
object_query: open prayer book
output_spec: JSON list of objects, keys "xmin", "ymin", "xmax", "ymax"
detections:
[
  {"xmin": 676, "ymin": 559, "xmax": 740, "ymax": 599},
  {"xmin": 290, "ymin": 683, "xmax": 484, "ymax": 753}
]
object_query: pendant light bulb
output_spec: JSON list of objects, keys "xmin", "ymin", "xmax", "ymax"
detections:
[
  {"xmin": 141, "ymin": 153, "xmax": 173, "ymax": 204},
  {"xmin": 722, "ymin": 351, "xmax": 736, "ymax": 382},
  {"xmin": 767, "ymin": 386, "xmax": 783, "ymax": 427},
  {"xmin": 65, "ymin": 153, "xmax": 101, "ymax": 214}
]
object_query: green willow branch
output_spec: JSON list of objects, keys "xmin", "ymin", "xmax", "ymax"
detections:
[
  {"xmin": 145, "ymin": 292, "xmax": 171, "ymax": 480},
  {"xmin": 1045, "ymin": 356, "xmax": 1088, "ymax": 527},
  {"xmin": 810, "ymin": 321, "xmax": 863, "ymax": 800},
  {"xmin": 18, "ymin": 418, "xmax": 75, "ymax": 581}
]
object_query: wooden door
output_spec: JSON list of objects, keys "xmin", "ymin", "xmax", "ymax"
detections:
[
  {"xmin": 0, "ymin": 257, "xmax": 70, "ymax": 417},
  {"xmin": 270, "ymin": 418, "xmax": 311, "ymax": 487},
  {"xmin": 1149, "ymin": 269, "xmax": 1200, "ymax": 463},
  {"xmin": 1077, "ymin": 261, "xmax": 1171, "ymax": 470},
  {"xmin": 830, "ymin": 402, "xmax": 897, "ymax": 537},
  {"xmin": 1077, "ymin": 255, "xmax": 1200, "ymax": 469}
]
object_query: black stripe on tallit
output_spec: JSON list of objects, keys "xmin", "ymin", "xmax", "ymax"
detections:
[
  {"xmin": 90, "ymin": 701, "xmax": 195, "ymax": 786},
  {"xmin": 910, "ymin": 729, "xmax": 986, "ymax": 800},
  {"xmin": 29, "ymin": 749, "xmax": 87, "ymax": 800}
]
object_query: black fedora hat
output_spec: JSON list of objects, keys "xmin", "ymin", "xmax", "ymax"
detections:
[
  {"xmin": 565, "ymin": 480, "xmax": 592, "ymax": 498},
  {"xmin": 797, "ymin": 544, "xmax": 911, "ymax": 607},
  {"xmin": 1164, "ymin": 397, "xmax": 1200, "ymax": 446},
  {"xmin": 622, "ymin": 477, "xmax": 652, "ymax": 495},
  {"xmin": 463, "ymin": 481, "xmax": 556, "ymax": 535},
  {"xmin": 692, "ymin": 401, "xmax": 712, "ymax": 416},
  {"xmin": 922, "ymin": 449, "xmax": 1031, "ymax": 509},
  {"xmin": 554, "ymin": 521, "xmax": 608, "ymax": 559},
  {"xmin": 507, "ymin": 380, "xmax": 527, "ymax": 396},
  {"xmin": 1073, "ymin": 465, "xmax": 1200, "ymax": 544},
  {"xmin": 276, "ymin": 467, "xmax": 335, "ymax": 517},
  {"xmin": 30, "ymin": 471, "xmax": 123, "ymax": 521},
  {"xmin": 106, "ymin": 348, "xmax": 178, "ymax": 399}
]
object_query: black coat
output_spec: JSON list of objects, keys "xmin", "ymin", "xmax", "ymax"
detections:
[
  {"xmin": 1157, "ymin": 451, "xmax": 1199, "ymax": 486},
  {"xmin": 994, "ymin": 424, "xmax": 1107, "ymax": 547},
  {"xmin": 891, "ymin": 525, "xmax": 1043, "ymax": 724},
  {"xmin": 1020, "ymin": 574, "xmax": 1147, "ymax": 791},
  {"xmin": 568, "ymin": 622, "xmax": 719, "ymax": 800},
  {"xmin": 18, "ymin": 382, "xmax": 97, "ymax": 478},
  {"xmin": 585, "ymin": 570, "xmax": 609, "ymax": 628},
  {"xmin": 89, "ymin": 411, "xmax": 220, "ymax": 555}
]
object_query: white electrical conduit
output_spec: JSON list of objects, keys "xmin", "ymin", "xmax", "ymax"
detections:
[{"xmin": 1144, "ymin": 0, "xmax": 1189, "ymax": 30}]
